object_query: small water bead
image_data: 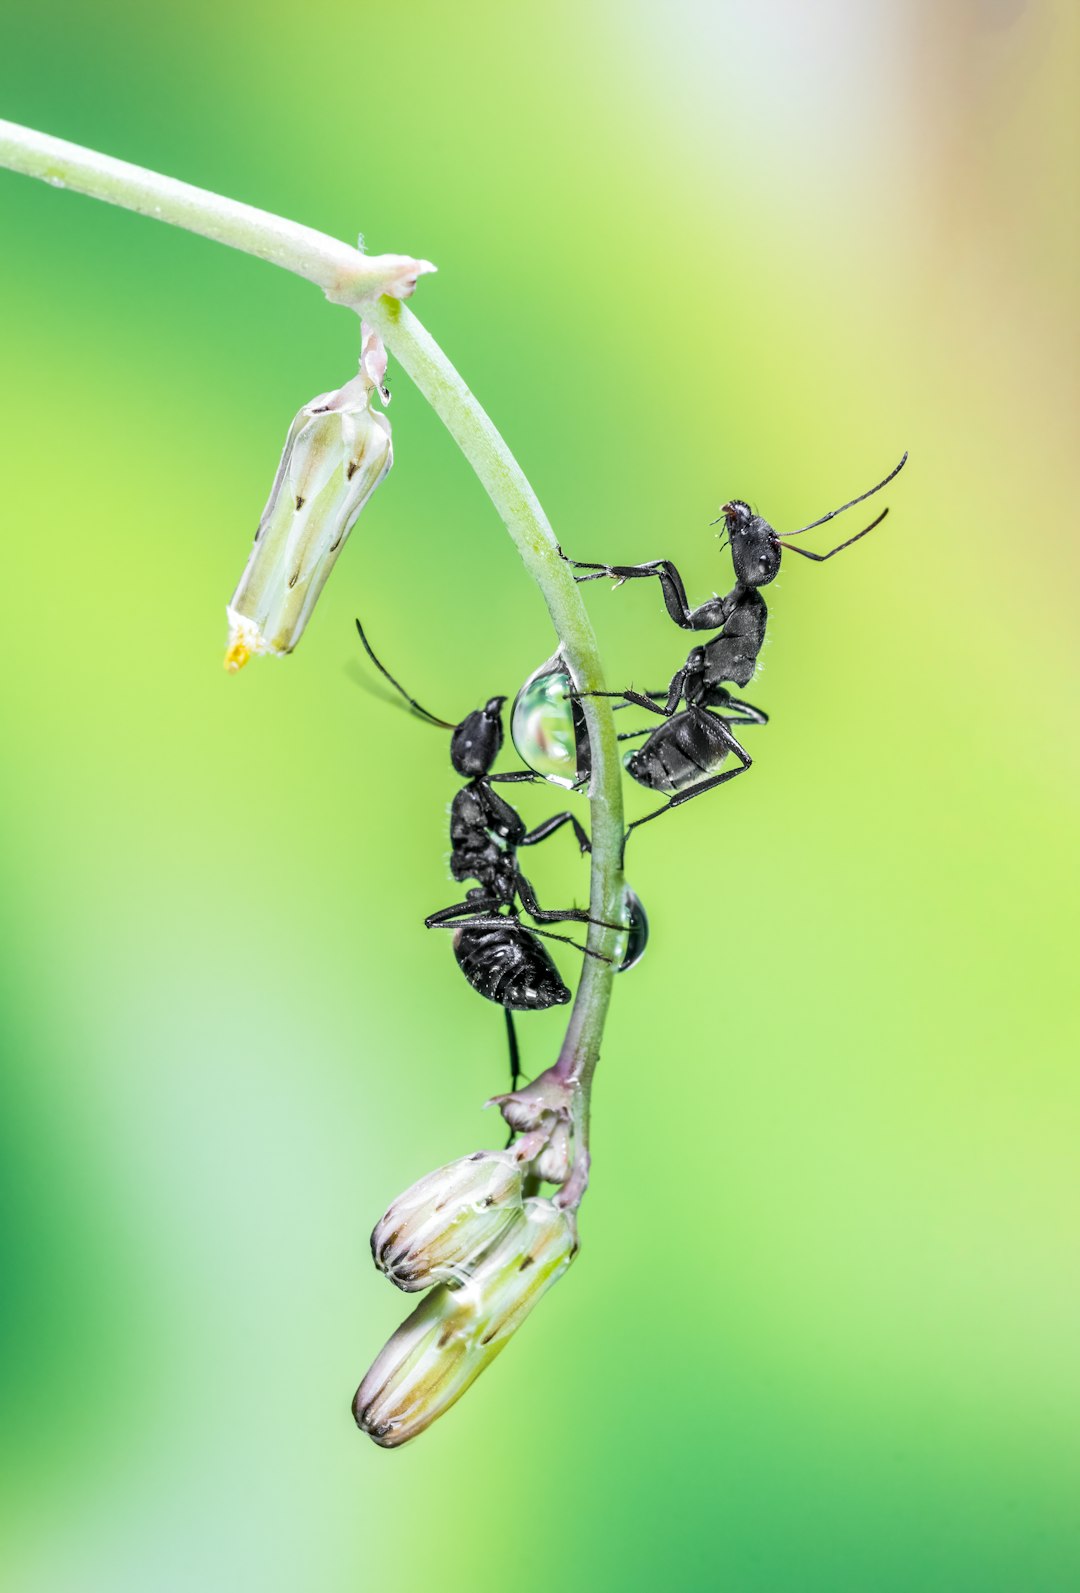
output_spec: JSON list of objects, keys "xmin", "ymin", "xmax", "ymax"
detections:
[
  {"xmin": 511, "ymin": 653, "xmax": 591, "ymax": 788},
  {"xmin": 617, "ymin": 889, "xmax": 648, "ymax": 973}
]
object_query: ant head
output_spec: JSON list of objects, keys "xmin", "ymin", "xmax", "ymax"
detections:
[
  {"xmin": 451, "ymin": 696, "xmax": 506, "ymax": 776},
  {"xmin": 719, "ymin": 500, "xmax": 782, "ymax": 588}
]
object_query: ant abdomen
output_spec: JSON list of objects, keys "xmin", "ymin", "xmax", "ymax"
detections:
[
  {"xmin": 626, "ymin": 708, "xmax": 746, "ymax": 797},
  {"xmin": 453, "ymin": 922, "xmax": 572, "ymax": 1011}
]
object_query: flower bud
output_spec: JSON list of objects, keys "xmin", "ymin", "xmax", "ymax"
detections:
[
  {"xmin": 224, "ymin": 327, "xmax": 392, "ymax": 670},
  {"xmin": 371, "ymin": 1150, "xmax": 524, "ymax": 1292},
  {"xmin": 534, "ymin": 1121, "xmax": 572, "ymax": 1185},
  {"xmin": 490, "ymin": 1071, "xmax": 572, "ymax": 1135},
  {"xmin": 354, "ymin": 1198, "xmax": 577, "ymax": 1448},
  {"xmin": 497, "ymin": 1094, "xmax": 551, "ymax": 1136}
]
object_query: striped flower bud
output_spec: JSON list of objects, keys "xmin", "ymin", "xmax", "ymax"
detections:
[
  {"xmin": 371, "ymin": 1150, "xmax": 524, "ymax": 1292},
  {"xmin": 224, "ymin": 327, "xmax": 392, "ymax": 670},
  {"xmin": 354, "ymin": 1198, "xmax": 577, "ymax": 1448}
]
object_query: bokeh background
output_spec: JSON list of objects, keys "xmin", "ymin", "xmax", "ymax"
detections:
[{"xmin": 1, "ymin": 1, "xmax": 1077, "ymax": 1588}]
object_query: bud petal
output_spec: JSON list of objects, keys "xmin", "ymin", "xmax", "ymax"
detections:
[
  {"xmin": 224, "ymin": 329, "xmax": 392, "ymax": 669},
  {"xmin": 534, "ymin": 1121, "xmax": 572, "ymax": 1185},
  {"xmin": 354, "ymin": 1199, "xmax": 577, "ymax": 1448},
  {"xmin": 371, "ymin": 1150, "xmax": 524, "ymax": 1292}
]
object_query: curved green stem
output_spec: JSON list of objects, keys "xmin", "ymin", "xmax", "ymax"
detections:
[
  {"xmin": 0, "ymin": 119, "xmax": 434, "ymax": 302},
  {"xmin": 0, "ymin": 118, "xmax": 624, "ymax": 1200}
]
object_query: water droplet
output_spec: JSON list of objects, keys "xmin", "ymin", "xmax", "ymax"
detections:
[
  {"xmin": 511, "ymin": 652, "xmax": 591, "ymax": 788},
  {"xmin": 616, "ymin": 888, "xmax": 648, "ymax": 973}
]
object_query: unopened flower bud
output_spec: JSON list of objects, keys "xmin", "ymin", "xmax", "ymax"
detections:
[
  {"xmin": 534, "ymin": 1121, "xmax": 572, "ymax": 1185},
  {"xmin": 354, "ymin": 1198, "xmax": 577, "ymax": 1448},
  {"xmin": 371, "ymin": 1150, "xmax": 524, "ymax": 1292},
  {"xmin": 491, "ymin": 1072, "xmax": 571, "ymax": 1132},
  {"xmin": 498, "ymin": 1094, "xmax": 550, "ymax": 1136},
  {"xmin": 224, "ymin": 327, "xmax": 392, "ymax": 670}
]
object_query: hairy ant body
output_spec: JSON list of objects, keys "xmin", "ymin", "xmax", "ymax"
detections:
[
  {"xmin": 565, "ymin": 453, "xmax": 907, "ymax": 842},
  {"xmin": 355, "ymin": 619, "xmax": 615, "ymax": 1090}
]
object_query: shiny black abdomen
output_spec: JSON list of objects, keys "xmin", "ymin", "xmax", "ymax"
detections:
[
  {"xmin": 453, "ymin": 921, "xmax": 571, "ymax": 1010},
  {"xmin": 625, "ymin": 709, "xmax": 734, "ymax": 795}
]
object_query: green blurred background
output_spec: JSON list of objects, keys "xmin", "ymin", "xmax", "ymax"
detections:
[{"xmin": 1, "ymin": 1, "xmax": 1077, "ymax": 1588}]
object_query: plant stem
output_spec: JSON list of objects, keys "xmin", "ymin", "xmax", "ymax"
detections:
[
  {"xmin": 0, "ymin": 119, "xmax": 434, "ymax": 302},
  {"xmin": 0, "ymin": 118, "xmax": 624, "ymax": 1199},
  {"xmin": 361, "ymin": 298, "xmax": 626, "ymax": 1098}
]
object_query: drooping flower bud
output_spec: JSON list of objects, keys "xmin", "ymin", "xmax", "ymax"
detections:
[
  {"xmin": 370, "ymin": 1150, "xmax": 524, "ymax": 1292},
  {"xmin": 490, "ymin": 1071, "xmax": 581, "ymax": 1189},
  {"xmin": 354, "ymin": 1198, "xmax": 578, "ymax": 1448},
  {"xmin": 224, "ymin": 326, "xmax": 392, "ymax": 670}
]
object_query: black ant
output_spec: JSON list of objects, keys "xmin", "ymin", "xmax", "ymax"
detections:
[
  {"xmin": 355, "ymin": 619, "xmax": 619, "ymax": 1092},
  {"xmin": 563, "ymin": 453, "xmax": 907, "ymax": 843}
]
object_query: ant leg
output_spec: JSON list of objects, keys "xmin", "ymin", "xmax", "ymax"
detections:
[
  {"xmin": 663, "ymin": 666, "xmax": 689, "ymax": 715},
  {"xmin": 572, "ymin": 689, "xmax": 670, "ymax": 716},
  {"xmin": 427, "ymin": 916, "xmax": 613, "ymax": 964},
  {"xmin": 490, "ymin": 766, "xmax": 593, "ymax": 800},
  {"xmin": 616, "ymin": 727, "xmax": 656, "ymax": 742},
  {"xmin": 560, "ymin": 553, "xmax": 721, "ymax": 632},
  {"xmin": 624, "ymin": 762, "xmax": 752, "ymax": 850},
  {"xmin": 612, "ymin": 674, "xmax": 688, "ymax": 728},
  {"xmin": 514, "ymin": 870, "xmax": 624, "ymax": 931},
  {"xmin": 505, "ymin": 1009, "xmax": 522, "ymax": 1098},
  {"xmin": 714, "ymin": 694, "xmax": 769, "ymax": 727},
  {"xmin": 526, "ymin": 925, "xmax": 614, "ymax": 962},
  {"xmin": 622, "ymin": 721, "xmax": 753, "ymax": 854},
  {"xmin": 613, "ymin": 692, "xmax": 667, "ymax": 709},
  {"xmin": 519, "ymin": 811, "xmax": 591, "ymax": 855},
  {"xmin": 425, "ymin": 897, "xmax": 500, "ymax": 928}
]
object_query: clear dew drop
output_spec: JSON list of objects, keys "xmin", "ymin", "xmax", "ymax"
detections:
[
  {"xmin": 511, "ymin": 652, "xmax": 591, "ymax": 788},
  {"xmin": 616, "ymin": 888, "xmax": 648, "ymax": 973}
]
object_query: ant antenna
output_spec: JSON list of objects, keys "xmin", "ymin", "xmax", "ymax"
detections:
[
  {"xmin": 781, "ymin": 507, "xmax": 888, "ymax": 563},
  {"xmin": 782, "ymin": 451, "xmax": 908, "ymax": 537},
  {"xmin": 355, "ymin": 617, "xmax": 455, "ymax": 729}
]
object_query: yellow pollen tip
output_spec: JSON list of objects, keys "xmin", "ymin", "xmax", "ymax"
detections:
[{"xmin": 224, "ymin": 638, "xmax": 251, "ymax": 673}]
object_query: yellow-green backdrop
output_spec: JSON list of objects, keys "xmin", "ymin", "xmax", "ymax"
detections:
[{"xmin": 1, "ymin": 2, "xmax": 1077, "ymax": 1589}]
